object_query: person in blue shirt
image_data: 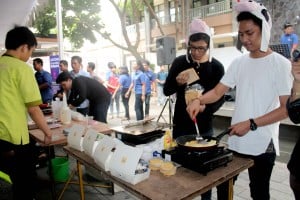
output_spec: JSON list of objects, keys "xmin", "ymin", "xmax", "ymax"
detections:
[
  {"xmin": 142, "ymin": 60, "xmax": 156, "ymax": 119},
  {"xmin": 70, "ymin": 55, "xmax": 90, "ymax": 115},
  {"xmin": 156, "ymin": 65, "xmax": 168, "ymax": 106},
  {"xmin": 118, "ymin": 66, "xmax": 132, "ymax": 120},
  {"xmin": 126, "ymin": 61, "xmax": 146, "ymax": 120},
  {"xmin": 33, "ymin": 58, "xmax": 53, "ymax": 104},
  {"xmin": 280, "ymin": 23, "xmax": 299, "ymax": 55}
]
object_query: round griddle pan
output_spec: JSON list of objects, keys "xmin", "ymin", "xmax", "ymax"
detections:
[{"xmin": 175, "ymin": 128, "xmax": 231, "ymax": 151}]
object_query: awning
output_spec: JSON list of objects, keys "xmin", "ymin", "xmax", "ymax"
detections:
[{"xmin": 0, "ymin": 0, "xmax": 46, "ymax": 49}]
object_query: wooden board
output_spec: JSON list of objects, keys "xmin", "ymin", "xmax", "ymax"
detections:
[
  {"xmin": 63, "ymin": 146, "xmax": 254, "ymax": 200},
  {"xmin": 30, "ymin": 126, "xmax": 67, "ymax": 146},
  {"xmin": 29, "ymin": 120, "xmax": 113, "ymax": 146}
]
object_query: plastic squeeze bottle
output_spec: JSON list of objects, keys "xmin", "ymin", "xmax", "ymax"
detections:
[
  {"xmin": 163, "ymin": 129, "xmax": 172, "ymax": 150},
  {"xmin": 60, "ymin": 92, "xmax": 71, "ymax": 124}
]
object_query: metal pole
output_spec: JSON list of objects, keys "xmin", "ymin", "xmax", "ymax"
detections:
[{"xmin": 55, "ymin": 0, "xmax": 64, "ymax": 59}]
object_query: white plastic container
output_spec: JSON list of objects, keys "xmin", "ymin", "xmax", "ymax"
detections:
[
  {"xmin": 60, "ymin": 93, "xmax": 71, "ymax": 125},
  {"xmin": 52, "ymin": 98, "xmax": 62, "ymax": 119}
]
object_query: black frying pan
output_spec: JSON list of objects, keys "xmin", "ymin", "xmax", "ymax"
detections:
[{"xmin": 175, "ymin": 128, "xmax": 231, "ymax": 151}]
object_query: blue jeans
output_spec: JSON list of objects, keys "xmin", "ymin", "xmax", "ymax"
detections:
[
  {"xmin": 121, "ymin": 88, "xmax": 130, "ymax": 119},
  {"xmin": 157, "ymin": 85, "xmax": 166, "ymax": 105},
  {"xmin": 109, "ymin": 90, "xmax": 121, "ymax": 116},
  {"xmin": 135, "ymin": 94, "xmax": 144, "ymax": 120},
  {"xmin": 144, "ymin": 93, "xmax": 151, "ymax": 116}
]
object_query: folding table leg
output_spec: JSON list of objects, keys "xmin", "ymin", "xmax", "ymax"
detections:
[{"xmin": 77, "ymin": 160, "xmax": 85, "ymax": 200}]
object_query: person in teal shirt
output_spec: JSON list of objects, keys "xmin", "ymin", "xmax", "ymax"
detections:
[{"xmin": 156, "ymin": 65, "xmax": 168, "ymax": 106}]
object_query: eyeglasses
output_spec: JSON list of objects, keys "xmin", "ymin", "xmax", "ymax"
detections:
[{"xmin": 189, "ymin": 46, "xmax": 208, "ymax": 52}]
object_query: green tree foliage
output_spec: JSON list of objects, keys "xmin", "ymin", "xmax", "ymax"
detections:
[
  {"xmin": 62, "ymin": 0, "xmax": 102, "ymax": 49},
  {"xmin": 33, "ymin": 0, "xmax": 102, "ymax": 49},
  {"xmin": 33, "ymin": 1, "xmax": 56, "ymax": 37},
  {"xmin": 33, "ymin": 0, "xmax": 162, "ymax": 60}
]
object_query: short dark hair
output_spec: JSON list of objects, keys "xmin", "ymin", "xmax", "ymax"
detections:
[
  {"xmin": 71, "ymin": 56, "xmax": 82, "ymax": 64},
  {"xmin": 33, "ymin": 58, "xmax": 43, "ymax": 66},
  {"xmin": 189, "ymin": 33, "xmax": 210, "ymax": 46},
  {"xmin": 284, "ymin": 23, "xmax": 292, "ymax": 29},
  {"xmin": 119, "ymin": 66, "xmax": 129, "ymax": 75},
  {"xmin": 56, "ymin": 71, "xmax": 73, "ymax": 84},
  {"xmin": 107, "ymin": 62, "xmax": 116, "ymax": 69},
  {"xmin": 60, "ymin": 60, "xmax": 68, "ymax": 66},
  {"xmin": 142, "ymin": 59, "xmax": 150, "ymax": 66},
  {"xmin": 5, "ymin": 26, "xmax": 37, "ymax": 50},
  {"xmin": 88, "ymin": 62, "xmax": 95, "ymax": 70},
  {"xmin": 136, "ymin": 60, "xmax": 145, "ymax": 72}
]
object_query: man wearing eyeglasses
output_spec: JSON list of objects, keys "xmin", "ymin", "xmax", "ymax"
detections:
[{"xmin": 163, "ymin": 18, "xmax": 225, "ymax": 200}]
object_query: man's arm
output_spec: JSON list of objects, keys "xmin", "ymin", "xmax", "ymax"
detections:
[
  {"xmin": 186, "ymin": 82, "xmax": 229, "ymax": 120},
  {"xmin": 287, "ymin": 60, "xmax": 300, "ymax": 124},
  {"xmin": 141, "ymin": 82, "xmax": 146, "ymax": 101},
  {"xmin": 290, "ymin": 60, "xmax": 300, "ymax": 102},
  {"xmin": 291, "ymin": 34, "xmax": 299, "ymax": 54},
  {"xmin": 28, "ymin": 106, "xmax": 52, "ymax": 144},
  {"xmin": 125, "ymin": 82, "xmax": 133, "ymax": 98},
  {"xmin": 228, "ymin": 95, "xmax": 289, "ymax": 137},
  {"xmin": 39, "ymin": 72, "xmax": 52, "ymax": 90}
]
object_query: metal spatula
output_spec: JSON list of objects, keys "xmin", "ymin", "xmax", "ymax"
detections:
[{"xmin": 193, "ymin": 118, "xmax": 206, "ymax": 143}]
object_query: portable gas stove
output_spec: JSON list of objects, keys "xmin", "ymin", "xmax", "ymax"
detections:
[
  {"xmin": 111, "ymin": 120, "xmax": 169, "ymax": 145},
  {"xmin": 162, "ymin": 146, "xmax": 233, "ymax": 175}
]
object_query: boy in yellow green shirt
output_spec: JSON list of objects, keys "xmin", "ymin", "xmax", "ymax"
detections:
[{"xmin": 0, "ymin": 26, "xmax": 52, "ymax": 200}]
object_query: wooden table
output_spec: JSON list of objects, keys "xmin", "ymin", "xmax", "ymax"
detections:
[
  {"xmin": 63, "ymin": 146, "xmax": 254, "ymax": 200},
  {"xmin": 29, "ymin": 119, "xmax": 113, "ymax": 144},
  {"xmin": 29, "ymin": 119, "xmax": 113, "ymax": 200}
]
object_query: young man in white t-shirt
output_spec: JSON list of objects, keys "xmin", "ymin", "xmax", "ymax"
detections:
[{"xmin": 187, "ymin": 1, "xmax": 293, "ymax": 200}]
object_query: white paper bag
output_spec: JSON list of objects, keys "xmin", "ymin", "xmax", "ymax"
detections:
[
  {"xmin": 94, "ymin": 136, "xmax": 117, "ymax": 171},
  {"xmin": 82, "ymin": 128, "xmax": 99, "ymax": 157},
  {"xmin": 67, "ymin": 124, "xmax": 86, "ymax": 151}
]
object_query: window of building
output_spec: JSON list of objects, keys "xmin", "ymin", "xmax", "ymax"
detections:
[
  {"xmin": 170, "ymin": 1, "xmax": 175, "ymax": 22},
  {"xmin": 193, "ymin": 0, "xmax": 202, "ymax": 8},
  {"xmin": 155, "ymin": 4, "xmax": 165, "ymax": 24}
]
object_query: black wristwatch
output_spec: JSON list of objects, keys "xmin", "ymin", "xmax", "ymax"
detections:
[{"xmin": 249, "ymin": 118, "xmax": 257, "ymax": 131}]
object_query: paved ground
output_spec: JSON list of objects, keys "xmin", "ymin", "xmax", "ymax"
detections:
[{"xmin": 1, "ymin": 95, "xmax": 298, "ymax": 200}]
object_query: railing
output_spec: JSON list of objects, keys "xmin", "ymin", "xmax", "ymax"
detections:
[
  {"xmin": 152, "ymin": 13, "xmax": 182, "ymax": 26},
  {"xmin": 126, "ymin": 22, "xmax": 145, "ymax": 34},
  {"xmin": 190, "ymin": 0, "xmax": 232, "ymax": 20}
]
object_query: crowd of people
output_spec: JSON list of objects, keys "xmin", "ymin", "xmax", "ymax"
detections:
[
  {"xmin": 0, "ymin": 25, "xmax": 165, "ymax": 198},
  {"xmin": 31, "ymin": 56, "xmax": 167, "ymax": 123},
  {"xmin": 1, "ymin": 0, "xmax": 300, "ymax": 199}
]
